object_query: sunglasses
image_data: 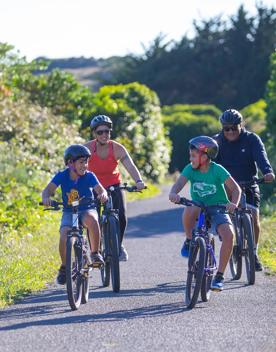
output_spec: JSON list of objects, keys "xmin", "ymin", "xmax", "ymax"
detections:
[
  {"xmin": 95, "ymin": 129, "xmax": 111, "ymax": 135},
  {"xmin": 223, "ymin": 125, "xmax": 239, "ymax": 132}
]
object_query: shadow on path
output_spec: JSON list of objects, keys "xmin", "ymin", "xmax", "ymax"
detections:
[{"xmin": 126, "ymin": 208, "xmax": 183, "ymax": 238}]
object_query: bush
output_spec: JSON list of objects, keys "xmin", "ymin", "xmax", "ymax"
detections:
[
  {"xmin": 81, "ymin": 82, "xmax": 171, "ymax": 182},
  {"xmin": 162, "ymin": 106, "xmax": 221, "ymax": 172},
  {"xmin": 241, "ymin": 99, "xmax": 267, "ymax": 134}
]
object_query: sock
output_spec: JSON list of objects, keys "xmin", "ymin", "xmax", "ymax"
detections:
[{"xmin": 216, "ymin": 271, "xmax": 224, "ymax": 278}]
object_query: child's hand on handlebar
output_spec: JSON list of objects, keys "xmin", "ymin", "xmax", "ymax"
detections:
[
  {"xmin": 98, "ymin": 190, "xmax": 108, "ymax": 203},
  {"xmin": 42, "ymin": 197, "xmax": 52, "ymax": 207},
  {"xmin": 169, "ymin": 193, "xmax": 181, "ymax": 203}
]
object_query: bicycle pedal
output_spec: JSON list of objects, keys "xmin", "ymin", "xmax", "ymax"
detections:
[{"xmin": 90, "ymin": 262, "xmax": 103, "ymax": 269}]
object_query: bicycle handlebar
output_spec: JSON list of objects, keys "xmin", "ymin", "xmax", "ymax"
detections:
[
  {"xmin": 177, "ymin": 197, "xmax": 227, "ymax": 211},
  {"xmin": 107, "ymin": 183, "xmax": 147, "ymax": 193},
  {"xmin": 238, "ymin": 177, "xmax": 265, "ymax": 188},
  {"xmin": 39, "ymin": 197, "xmax": 98, "ymax": 210}
]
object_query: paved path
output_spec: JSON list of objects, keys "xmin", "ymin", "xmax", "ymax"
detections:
[{"xmin": 0, "ymin": 186, "xmax": 275, "ymax": 351}]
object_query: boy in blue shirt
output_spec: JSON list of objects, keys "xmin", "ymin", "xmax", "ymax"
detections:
[
  {"xmin": 169, "ymin": 136, "xmax": 241, "ymax": 291},
  {"xmin": 42, "ymin": 144, "xmax": 108, "ymax": 285}
]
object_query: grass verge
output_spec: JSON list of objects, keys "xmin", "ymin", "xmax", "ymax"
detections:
[
  {"xmin": 0, "ymin": 212, "xmax": 60, "ymax": 308},
  {"xmin": 259, "ymin": 213, "xmax": 276, "ymax": 274}
]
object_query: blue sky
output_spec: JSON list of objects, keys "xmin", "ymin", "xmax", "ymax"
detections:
[{"xmin": 1, "ymin": 0, "xmax": 275, "ymax": 60}]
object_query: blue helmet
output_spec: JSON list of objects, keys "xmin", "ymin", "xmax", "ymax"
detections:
[
  {"xmin": 90, "ymin": 115, "xmax": 112, "ymax": 131},
  {"xmin": 64, "ymin": 144, "xmax": 91, "ymax": 165}
]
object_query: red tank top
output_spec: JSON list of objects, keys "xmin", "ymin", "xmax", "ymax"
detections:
[{"xmin": 87, "ymin": 140, "xmax": 121, "ymax": 188}]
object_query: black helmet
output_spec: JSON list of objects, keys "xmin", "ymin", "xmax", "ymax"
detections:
[
  {"xmin": 219, "ymin": 109, "xmax": 242, "ymax": 125},
  {"xmin": 189, "ymin": 136, "xmax": 219, "ymax": 159},
  {"xmin": 90, "ymin": 115, "xmax": 112, "ymax": 131},
  {"xmin": 64, "ymin": 144, "xmax": 91, "ymax": 165}
]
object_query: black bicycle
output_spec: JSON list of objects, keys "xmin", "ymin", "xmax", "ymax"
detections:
[
  {"xmin": 40, "ymin": 197, "xmax": 97, "ymax": 310},
  {"xmin": 100, "ymin": 183, "xmax": 144, "ymax": 293},
  {"xmin": 229, "ymin": 177, "xmax": 264, "ymax": 285},
  {"xmin": 177, "ymin": 198, "xmax": 226, "ymax": 309}
]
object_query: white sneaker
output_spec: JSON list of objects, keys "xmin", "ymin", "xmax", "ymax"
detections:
[{"xmin": 119, "ymin": 245, "xmax": 128, "ymax": 261}]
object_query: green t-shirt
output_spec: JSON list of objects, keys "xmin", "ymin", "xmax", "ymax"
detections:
[{"xmin": 181, "ymin": 162, "xmax": 230, "ymax": 206}]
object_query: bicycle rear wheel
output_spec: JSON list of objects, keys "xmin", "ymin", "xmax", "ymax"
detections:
[
  {"xmin": 100, "ymin": 222, "xmax": 111, "ymax": 287},
  {"xmin": 242, "ymin": 213, "xmax": 255, "ymax": 285},
  {"xmin": 229, "ymin": 216, "xmax": 242, "ymax": 280},
  {"xmin": 108, "ymin": 215, "xmax": 120, "ymax": 293},
  {"xmin": 185, "ymin": 236, "xmax": 206, "ymax": 309},
  {"xmin": 201, "ymin": 236, "xmax": 215, "ymax": 302},
  {"xmin": 66, "ymin": 236, "xmax": 83, "ymax": 310}
]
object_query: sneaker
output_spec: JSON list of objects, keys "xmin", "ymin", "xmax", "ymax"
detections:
[
  {"xmin": 56, "ymin": 265, "xmax": 66, "ymax": 285},
  {"xmin": 119, "ymin": 244, "xmax": 128, "ymax": 261},
  {"xmin": 255, "ymin": 255, "xmax": 263, "ymax": 272},
  {"xmin": 91, "ymin": 251, "xmax": 104, "ymax": 267},
  {"xmin": 211, "ymin": 274, "xmax": 224, "ymax": 292},
  {"xmin": 181, "ymin": 239, "xmax": 190, "ymax": 257}
]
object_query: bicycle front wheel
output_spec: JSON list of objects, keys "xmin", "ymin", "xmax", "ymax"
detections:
[
  {"xmin": 242, "ymin": 213, "xmax": 255, "ymax": 285},
  {"xmin": 229, "ymin": 216, "xmax": 242, "ymax": 280},
  {"xmin": 81, "ymin": 237, "xmax": 90, "ymax": 304},
  {"xmin": 201, "ymin": 236, "xmax": 215, "ymax": 302},
  {"xmin": 66, "ymin": 236, "xmax": 83, "ymax": 310},
  {"xmin": 108, "ymin": 215, "xmax": 120, "ymax": 293},
  {"xmin": 185, "ymin": 236, "xmax": 206, "ymax": 309}
]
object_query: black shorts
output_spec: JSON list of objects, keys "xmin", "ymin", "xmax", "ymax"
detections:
[{"xmin": 245, "ymin": 186, "xmax": 260, "ymax": 208}]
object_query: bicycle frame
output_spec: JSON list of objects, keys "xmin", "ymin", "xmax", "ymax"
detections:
[{"xmin": 194, "ymin": 211, "xmax": 217, "ymax": 274}]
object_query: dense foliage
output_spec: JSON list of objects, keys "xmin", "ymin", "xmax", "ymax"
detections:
[
  {"xmin": 102, "ymin": 5, "xmax": 276, "ymax": 110},
  {"xmin": 162, "ymin": 104, "xmax": 221, "ymax": 172}
]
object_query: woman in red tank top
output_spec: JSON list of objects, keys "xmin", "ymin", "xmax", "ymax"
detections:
[{"xmin": 85, "ymin": 115, "xmax": 145, "ymax": 261}]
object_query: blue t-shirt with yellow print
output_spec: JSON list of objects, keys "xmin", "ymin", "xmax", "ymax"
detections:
[
  {"xmin": 51, "ymin": 168, "xmax": 99, "ymax": 212},
  {"xmin": 181, "ymin": 162, "xmax": 230, "ymax": 206}
]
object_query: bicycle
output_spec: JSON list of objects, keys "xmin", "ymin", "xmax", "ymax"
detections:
[
  {"xmin": 229, "ymin": 177, "xmax": 265, "ymax": 285},
  {"xmin": 99, "ymin": 183, "xmax": 145, "ymax": 293},
  {"xmin": 177, "ymin": 197, "xmax": 228, "ymax": 309},
  {"xmin": 40, "ymin": 197, "xmax": 98, "ymax": 310}
]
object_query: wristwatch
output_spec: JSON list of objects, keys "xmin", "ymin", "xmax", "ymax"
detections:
[{"xmin": 136, "ymin": 179, "xmax": 143, "ymax": 183}]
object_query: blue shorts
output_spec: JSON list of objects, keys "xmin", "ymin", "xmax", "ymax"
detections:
[
  {"xmin": 60, "ymin": 209, "xmax": 98, "ymax": 230},
  {"xmin": 207, "ymin": 207, "xmax": 232, "ymax": 234}
]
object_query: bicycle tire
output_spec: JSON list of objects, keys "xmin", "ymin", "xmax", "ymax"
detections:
[
  {"xmin": 242, "ymin": 213, "xmax": 255, "ymax": 285},
  {"xmin": 201, "ymin": 236, "xmax": 215, "ymax": 302},
  {"xmin": 229, "ymin": 216, "xmax": 242, "ymax": 280},
  {"xmin": 81, "ymin": 237, "xmax": 90, "ymax": 304},
  {"xmin": 66, "ymin": 236, "xmax": 83, "ymax": 310},
  {"xmin": 100, "ymin": 222, "xmax": 111, "ymax": 287},
  {"xmin": 185, "ymin": 236, "xmax": 206, "ymax": 309},
  {"xmin": 108, "ymin": 215, "xmax": 120, "ymax": 293}
]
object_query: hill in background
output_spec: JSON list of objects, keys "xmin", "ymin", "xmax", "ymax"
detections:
[{"xmin": 35, "ymin": 56, "xmax": 120, "ymax": 91}]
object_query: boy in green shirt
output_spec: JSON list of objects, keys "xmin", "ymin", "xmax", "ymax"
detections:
[{"xmin": 169, "ymin": 136, "xmax": 241, "ymax": 291}]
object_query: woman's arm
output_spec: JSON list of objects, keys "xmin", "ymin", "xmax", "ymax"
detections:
[{"xmin": 116, "ymin": 144, "xmax": 145, "ymax": 190}]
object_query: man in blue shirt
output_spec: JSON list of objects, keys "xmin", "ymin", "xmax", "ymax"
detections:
[{"xmin": 214, "ymin": 109, "xmax": 275, "ymax": 271}]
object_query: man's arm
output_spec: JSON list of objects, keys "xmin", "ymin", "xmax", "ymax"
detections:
[{"xmin": 251, "ymin": 134, "xmax": 275, "ymax": 182}]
